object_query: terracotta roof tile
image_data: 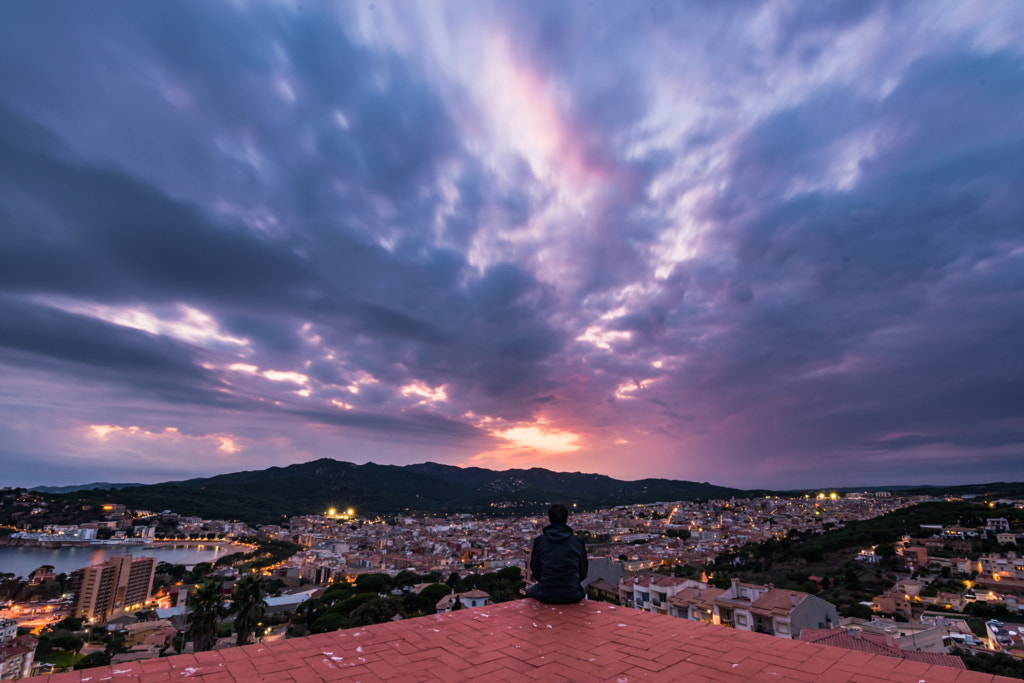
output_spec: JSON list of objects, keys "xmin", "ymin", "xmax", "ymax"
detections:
[
  {"xmin": 668, "ymin": 585, "xmax": 725, "ymax": 611},
  {"xmin": 801, "ymin": 628, "xmax": 966, "ymax": 670},
  {"xmin": 28, "ymin": 599, "xmax": 1017, "ymax": 682},
  {"xmin": 750, "ymin": 588, "xmax": 808, "ymax": 616}
]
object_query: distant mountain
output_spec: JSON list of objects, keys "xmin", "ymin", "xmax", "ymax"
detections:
[
  {"xmin": 56, "ymin": 459, "xmax": 750, "ymax": 524},
  {"xmin": 32, "ymin": 482, "xmax": 142, "ymax": 493}
]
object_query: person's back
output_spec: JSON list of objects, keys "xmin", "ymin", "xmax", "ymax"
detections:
[{"xmin": 526, "ymin": 503, "xmax": 588, "ymax": 605}]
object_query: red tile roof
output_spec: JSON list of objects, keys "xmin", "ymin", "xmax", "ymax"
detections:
[
  {"xmin": 668, "ymin": 585, "xmax": 725, "ymax": 611},
  {"xmin": 750, "ymin": 588, "xmax": 807, "ymax": 616},
  {"xmin": 33, "ymin": 599, "xmax": 1014, "ymax": 682},
  {"xmin": 801, "ymin": 628, "xmax": 966, "ymax": 669}
]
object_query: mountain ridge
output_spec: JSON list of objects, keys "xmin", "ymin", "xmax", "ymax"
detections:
[
  {"xmin": 56, "ymin": 458, "xmax": 751, "ymax": 524},
  {"xmin": 31, "ymin": 482, "xmax": 142, "ymax": 493}
]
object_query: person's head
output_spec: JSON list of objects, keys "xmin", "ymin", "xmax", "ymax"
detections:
[{"xmin": 548, "ymin": 503, "xmax": 569, "ymax": 525}]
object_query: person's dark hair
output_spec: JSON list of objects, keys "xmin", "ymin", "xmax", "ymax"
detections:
[{"xmin": 548, "ymin": 503, "xmax": 569, "ymax": 524}]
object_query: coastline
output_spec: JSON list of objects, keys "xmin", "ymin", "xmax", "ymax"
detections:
[
  {"xmin": 0, "ymin": 540, "xmax": 253, "ymax": 578},
  {"xmin": 0, "ymin": 537, "xmax": 250, "ymax": 550},
  {"xmin": 151, "ymin": 539, "xmax": 251, "ymax": 549}
]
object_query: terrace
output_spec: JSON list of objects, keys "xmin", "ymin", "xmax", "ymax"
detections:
[{"xmin": 37, "ymin": 599, "xmax": 1012, "ymax": 682}]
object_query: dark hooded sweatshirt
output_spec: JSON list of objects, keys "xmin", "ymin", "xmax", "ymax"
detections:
[{"xmin": 526, "ymin": 523, "xmax": 588, "ymax": 604}]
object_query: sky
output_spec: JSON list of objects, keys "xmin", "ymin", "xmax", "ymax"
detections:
[{"xmin": 1, "ymin": 1, "xmax": 1023, "ymax": 490}]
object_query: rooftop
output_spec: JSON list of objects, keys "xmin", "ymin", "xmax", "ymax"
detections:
[{"xmin": 36, "ymin": 599, "xmax": 1016, "ymax": 682}]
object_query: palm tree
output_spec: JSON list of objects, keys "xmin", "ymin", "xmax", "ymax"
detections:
[
  {"xmin": 231, "ymin": 574, "xmax": 268, "ymax": 647},
  {"xmin": 186, "ymin": 580, "xmax": 227, "ymax": 652}
]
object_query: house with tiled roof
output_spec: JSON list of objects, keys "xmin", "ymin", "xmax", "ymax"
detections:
[
  {"xmin": 584, "ymin": 578, "xmax": 619, "ymax": 602},
  {"xmin": 436, "ymin": 589, "xmax": 490, "ymax": 613},
  {"xmin": 854, "ymin": 617, "xmax": 963, "ymax": 655},
  {"xmin": 668, "ymin": 584, "xmax": 725, "ymax": 623},
  {"xmin": 986, "ymin": 620, "xmax": 1024, "ymax": 654},
  {"xmin": 0, "ymin": 635, "xmax": 35, "ymax": 681},
  {"xmin": 801, "ymin": 628, "xmax": 965, "ymax": 670},
  {"xmin": 647, "ymin": 575, "xmax": 703, "ymax": 615},
  {"xmin": 618, "ymin": 573, "xmax": 687, "ymax": 611},
  {"xmin": 713, "ymin": 578, "xmax": 838, "ymax": 639}
]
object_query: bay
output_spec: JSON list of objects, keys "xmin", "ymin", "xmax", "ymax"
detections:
[{"xmin": 0, "ymin": 543, "xmax": 248, "ymax": 579}]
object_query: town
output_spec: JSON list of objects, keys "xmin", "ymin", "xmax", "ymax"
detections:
[{"xmin": 2, "ymin": 487, "xmax": 1024, "ymax": 679}]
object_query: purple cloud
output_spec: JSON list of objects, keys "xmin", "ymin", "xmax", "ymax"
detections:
[{"xmin": 0, "ymin": 1, "xmax": 1022, "ymax": 488}]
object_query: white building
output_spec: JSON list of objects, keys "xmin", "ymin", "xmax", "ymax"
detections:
[{"xmin": 0, "ymin": 619, "xmax": 16, "ymax": 644}]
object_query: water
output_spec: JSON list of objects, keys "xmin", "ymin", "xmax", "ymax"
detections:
[{"xmin": 0, "ymin": 543, "xmax": 248, "ymax": 578}]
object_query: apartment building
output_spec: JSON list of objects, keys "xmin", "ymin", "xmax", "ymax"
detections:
[
  {"xmin": 0, "ymin": 636, "xmax": 35, "ymax": 681},
  {"xmin": 0, "ymin": 620, "xmax": 15, "ymax": 644},
  {"xmin": 670, "ymin": 578, "xmax": 837, "ymax": 640},
  {"xmin": 72, "ymin": 554, "xmax": 156, "ymax": 621}
]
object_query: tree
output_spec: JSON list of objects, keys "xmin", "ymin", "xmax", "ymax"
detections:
[
  {"xmin": 709, "ymin": 574, "xmax": 732, "ymax": 589},
  {"xmin": 839, "ymin": 603, "xmax": 873, "ymax": 619},
  {"xmin": 496, "ymin": 566, "xmax": 523, "ymax": 583},
  {"xmin": 321, "ymin": 584, "xmax": 353, "ymax": 605},
  {"xmin": 103, "ymin": 633, "xmax": 129, "ymax": 660},
  {"xmin": 186, "ymin": 580, "xmax": 227, "ymax": 652},
  {"xmin": 231, "ymin": 574, "xmax": 268, "ymax": 647},
  {"xmin": 52, "ymin": 616, "xmax": 85, "ymax": 632},
  {"xmin": 348, "ymin": 596, "xmax": 404, "ymax": 626},
  {"xmin": 49, "ymin": 629, "xmax": 84, "ymax": 654},
  {"xmin": 394, "ymin": 570, "xmax": 419, "ymax": 588},
  {"xmin": 354, "ymin": 573, "xmax": 391, "ymax": 595},
  {"xmin": 875, "ymin": 543, "xmax": 897, "ymax": 561},
  {"xmin": 417, "ymin": 583, "xmax": 452, "ymax": 613},
  {"xmin": 310, "ymin": 612, "xmax": 345, "ymax": 634},
  {"xmin": 187, "ymin": 562, "xmax": 213, "ymax": 583}
]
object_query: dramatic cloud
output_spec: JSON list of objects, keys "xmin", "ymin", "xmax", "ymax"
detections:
[{"xmin": 1, "ymin": 1, "xmax": 1022, "ymax": 487}]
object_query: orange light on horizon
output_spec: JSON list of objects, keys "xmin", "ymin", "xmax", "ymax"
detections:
[
  {"xmin": 492, "ymin": 423, "xmax": 581, "ymax": 454},
  {"xmin": 464, "ymin": 417, "xmax": 582, "ymax": 470}
]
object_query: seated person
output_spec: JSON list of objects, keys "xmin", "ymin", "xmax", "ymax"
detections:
[{"xmin": 526, "ymin": 503, "xmax": 588, "ymax": 604}]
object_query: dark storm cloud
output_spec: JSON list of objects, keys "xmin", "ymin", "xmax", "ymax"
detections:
[
  {"xmin": 637, "ymin": 48, "xmax": 1024, "ymax": 482},
  {"xmin": 864, "ymin": 431, "xmax": 1024, "ymax": 452},
  {"xmin": 286, "ymin": 406, "xmax": 480, "ymax": 441},
  {"xmin": 0, "ymin": 104, "xmax": 309, "ymax": 306},
  {"xmin": 0, "ymin": 0, "xmax": 1022, "ymax": 486},
  {"xmin": 0, "ymin": 297, "xmax": 230, "ymax": 404}
]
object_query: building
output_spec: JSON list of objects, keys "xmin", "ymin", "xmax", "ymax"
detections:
[
  {"xmin": 996, "ymin": 532, "xmax": 1017, "ymax": 546},
  {"xmin": 800, "ymin": 629, "xmax": 965, "ymax": 670},
  {"xmin": 618, "ymin": 575, "xmax": 702, "ymax": 614},
  {"xmin": 638, "ymin": 576, "xmax": 838, "ymax": 640},
  {"xmin": 0, "ymin": 620, "xmax": 16, "ymax": 645},
  {"xmin": 986, "ymin": 620, "xmax": 1024, "ymax": 653},
  {"xmin": 435, "ymin": 589, "xmax": 490, "ymax": 613},
  {"xmin": 987, "ymin": 518, "xmax": 1011, "ymax": 533},
  {"xmin": 668, "ymin": 585, "xmax": 725, "ymax": 623},
  {"xmin": 900, "ymin": 546, "xmax": 928, "ymax": 571},
  {"xmin": 0, "ymin": 636, "xmax": 35, "ymax": 681},
  {"xmin": 72, "ymin": 555, "xmax": 156, "ymax": 621},
  {"xmin": 978, "ymin": 552, "xmax": 1024, "ymax": 580},
  {"xmin": 708, "ymin": 579, "xmax": 837, "ymax": 639}
]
